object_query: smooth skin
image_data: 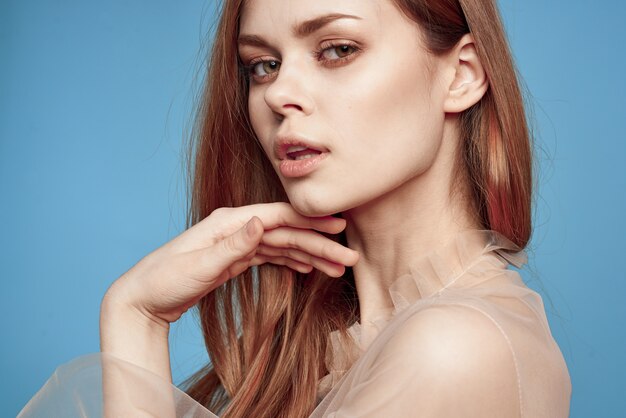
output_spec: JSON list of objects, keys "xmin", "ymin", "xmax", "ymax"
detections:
[
  {"xmin": 239, "ymin": 0, "xmax": 487, "ymax": 325},
  {"xmin": 101, "ymin": 203, "xmax": 359, "ymax": 382},
  {"xmin": 100, "ymin": 0, "xmax": 487, "ymax": 392}
]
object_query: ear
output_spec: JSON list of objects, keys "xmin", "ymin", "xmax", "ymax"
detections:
[{"xmin": 442, "ymin": 34, "xmax": 489, "ymax": 113}]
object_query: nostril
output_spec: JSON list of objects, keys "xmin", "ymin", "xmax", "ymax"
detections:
[{"xmin": 283, "ymin": 103, "xmax": 303, "ymax": 111}]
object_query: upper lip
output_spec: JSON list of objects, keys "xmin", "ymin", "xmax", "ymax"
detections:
[{"xmin": 275, "ymin": 134, "xmax": 329, "ymax": 160}]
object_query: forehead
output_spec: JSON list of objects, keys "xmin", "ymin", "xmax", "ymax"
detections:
[{"xmin": 239, "ymin": 0, "xmax": 389, "ymax": 35}]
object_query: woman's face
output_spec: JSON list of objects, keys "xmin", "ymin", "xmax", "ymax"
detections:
[{"xmin": 238, "ymin": 0, "xmax": 450, "ymax": 216}]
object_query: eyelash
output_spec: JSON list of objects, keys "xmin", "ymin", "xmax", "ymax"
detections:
[{"xmin": 242, "ymin": 41, "xmax": 361, "ymax": 83}]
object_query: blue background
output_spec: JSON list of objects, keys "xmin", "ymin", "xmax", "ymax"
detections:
[{"xmin": 2, "ymin": 1, "xmax": 624, "ymax": 416}]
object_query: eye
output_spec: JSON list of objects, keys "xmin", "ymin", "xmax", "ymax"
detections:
[
  {"xmin": 319, "ymin": 44, "xmax": 358, "ymax": 61},
  {"xmin": 247, "ymin": 59, "xmax": 281, "ymax": 79},
  {"xmin": 242, "ymin": 41, "xmax": 361, "ymax": 83}
]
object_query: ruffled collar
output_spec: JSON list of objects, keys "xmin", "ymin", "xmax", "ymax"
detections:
[{"xmin": 317, "ymin": 229, "xmax": 527, "ymax": 398}]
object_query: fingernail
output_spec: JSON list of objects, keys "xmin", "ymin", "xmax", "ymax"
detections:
[{"xmin": 246, "ymin": 218, "xmax": 256, "ymax": 237}]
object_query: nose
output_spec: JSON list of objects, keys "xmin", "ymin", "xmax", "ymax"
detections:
[{"xmin": 263, "ymin": 59, "xmax": 315, "ymax": 119}]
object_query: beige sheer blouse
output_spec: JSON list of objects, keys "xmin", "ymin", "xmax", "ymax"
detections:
[{"xmin": 18, "ymin": 230, "xmax": 572, "ymax": 417}]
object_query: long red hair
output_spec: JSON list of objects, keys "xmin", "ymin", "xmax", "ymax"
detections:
[{"xmin": 182, "ymin": 0, "xmax": 532, "ymax": 416}]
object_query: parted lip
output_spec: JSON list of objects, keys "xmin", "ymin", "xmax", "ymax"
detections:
[{"xmin": 275, "ymin": 134, "xmax": 329, "ymax": 161}]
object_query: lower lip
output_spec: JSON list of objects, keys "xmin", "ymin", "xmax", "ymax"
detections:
[{"xmin": 279, "ymin": 153, "xmax": 328, "ymax": 178}]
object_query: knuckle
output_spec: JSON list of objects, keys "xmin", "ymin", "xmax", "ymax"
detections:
[
  {"xmin": 222, "ymin": 234, "xmax": 244, "ymax": 255},
  {"xmin": 276, "ymin": 209, "xmax": 288, "ymax": 225},
  {"xmin": 210, "ymin": 207, "xmax": 224, "ymax": 217},
  {"xmin": 319, "ymin": 242, "xmax": 333, "ymax": 260},
  {"xmin": 286, "ymin": 231, "xmax": 299, "ymax": 248},
  {"xmin": 276, "ymin": 202, "xmax": 290, "ymax": 211},
  {"xmin": 211, "ymin": 207, "xmax": 231, "ymax": 218},
  {"xmin": 284, "ymin": 248, "xmax": 299, "ymax": 261},
  {"xmin": 293, "ymin": 249, "xmax": 311, "ymax": 264},
  {"xmin": 276, "ymin": 202, "xmax": 293, "ymax": 220}
]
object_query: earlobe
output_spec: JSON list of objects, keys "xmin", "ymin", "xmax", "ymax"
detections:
[{"xmin": 443, "ymin": 34, "xmax": 489, "ymax": 114}]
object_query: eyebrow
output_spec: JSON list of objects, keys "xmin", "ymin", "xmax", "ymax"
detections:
[{"xmin": 238, "ymin": 13, "xmax": 362, "ymax": 48}]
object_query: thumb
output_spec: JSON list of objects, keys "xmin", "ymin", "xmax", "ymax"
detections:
[
  {"xmin": 216, "ymin": 216, "xmax": 263, "ymax": 266},
  {"xmin": 206, "ymin": 216, "xmax": 264, "ymax": 276}
]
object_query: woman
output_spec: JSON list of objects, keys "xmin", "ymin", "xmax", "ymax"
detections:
[{"xmin": 19, "ymin": 0, "xmax": 572, "ymax": 416}]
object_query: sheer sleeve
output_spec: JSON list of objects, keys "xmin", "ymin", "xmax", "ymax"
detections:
[
  {"xmin": 311, "ymin": 232, "xmax": 571, "ymax": 418},
  {"xmin": 320, "ymin": 305, "xmax": 522, "ymax": 417},
  {"xmin": 18, "ymin": 231, "xmax": 571, "ymax": 417},
  {"xmin": 17, "ymin": 352, "xmax": 218, "ymax": 418}
]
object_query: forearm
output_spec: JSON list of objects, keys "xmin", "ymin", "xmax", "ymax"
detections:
[
  {"xmin": 99, "ymin": 293, "xmax": 177, "ymax": 417},
  {"xmin": 99, "ymin": 293, "xmax": 172, "ymax": 382}
]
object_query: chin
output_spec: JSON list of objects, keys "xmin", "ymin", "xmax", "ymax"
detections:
[
  {"xmin": 286, "ymin": 190, "xmax": 349, "ymax": 218},
  {"xmin": 288, "ymin": 199, "xmax": 337, "ymax": 218},
  {"xmin": 284, "ymin": 178, "xmax": 390, "ymax": 218}
]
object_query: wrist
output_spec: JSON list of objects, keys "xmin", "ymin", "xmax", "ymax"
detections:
[
  {"xmin": 99, "ymin": 289, "xmax": 172, "ymax": 381},
  {"xmin": 101, "ymin": 285, "xmax": 170, "ymax": 333},
  {"xmin": 100, "ymin": 293, "xmax": 170, "ymax": 342}
]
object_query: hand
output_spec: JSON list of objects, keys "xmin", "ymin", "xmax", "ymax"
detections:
[{"xmin": 104, "ymin": 202, "xmax": 359, "ymax": 327}]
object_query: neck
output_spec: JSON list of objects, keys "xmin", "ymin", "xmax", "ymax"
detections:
[{"xmin": 342, "ymin": 123, "xmax": 480, "ymax": 324}]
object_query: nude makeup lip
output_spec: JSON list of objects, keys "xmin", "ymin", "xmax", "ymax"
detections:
[
  {"xmin": 275, "ymin": 136, "xmax": 329, "ymax": 178},
  {"xmin": 279, "ymin": 152, "xmax": 328, "ymax": 177}
]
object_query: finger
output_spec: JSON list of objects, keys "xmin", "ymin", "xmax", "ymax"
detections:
[
  {"xmin": 176, "ymin": 204, "xmax": 346, "ymax": 254},
  {"xmin": 256, "ymin": 244, "xmax": 347, "ymax": 277},
  {"xmin": 250, "ymin": 254, "xmax": 326, "ymax": 276},
  {"xmin": 250, "ymin": 254, "xmax": 314, "ymax": 274},
  {"xmin": 222, "ymin": 248, "xmax": 260, "ymax": 279},
  {"xmin": 261, "ymin": 227, "xmax": 359, "ymax": 267},
  {"xmin": 193, "ymin": 216, "xmax": 264, "ymax": 286},
  {"xmin": 238, "ymin": 202, "xmax": 348, "ymax": 234}
]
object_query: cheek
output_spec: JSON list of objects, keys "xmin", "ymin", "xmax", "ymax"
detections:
[
  {"xmin": 248, "ymin": 91, "xmax": 274, "ymax": 157},
  {"xmin": 323, "ymin": 52, "xmax": 444, "ymax": 179}
]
